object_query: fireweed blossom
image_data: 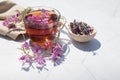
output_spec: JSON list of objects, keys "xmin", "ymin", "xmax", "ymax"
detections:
[
  {"xmin": 19, "ymin": 55, "xmax": 32, "ymax": 65},
  {"xmin": 51, "ymin": 43, "xmax": 63, "ymax": 61},
  {"xmin": 19, "ymin": 41, "xmax": 64, "ymax": 71},
  {"xmin": 22, "ymin": 42, "xmax": 29, "ymax": 49},
  {"xmin": 3, "ymin": 12, "xmax": 22, "ymax": 29},
  {"xmin": 34, "ymin": 56, "xmax": 46, "ymax": 66},
  {"xmin": 31, "ymin": 45, "xmax": 42, "ymax": 55}
]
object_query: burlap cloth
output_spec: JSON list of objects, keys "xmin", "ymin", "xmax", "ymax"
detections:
[{"xmin": 0, "ymin": 0, "xmax": 26, "ymax": 40}]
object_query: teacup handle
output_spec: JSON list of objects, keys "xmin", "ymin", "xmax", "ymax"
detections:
[
  {"xmin": 55, "ymin": 16, "xmax": 67, "ymax": 42},
  {"xmin": 59, "ymin": 16, "xmax": 67, "ymax": 30}
]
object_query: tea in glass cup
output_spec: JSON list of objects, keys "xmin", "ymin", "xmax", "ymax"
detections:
[{"xmin": 23, "ymin": 6, "xmax": 62, "ymax": 48}]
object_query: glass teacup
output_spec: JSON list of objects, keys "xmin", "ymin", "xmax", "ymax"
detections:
[{"xmin": 23, "ymin": 6, "xmax": 65, "ymax": 48}]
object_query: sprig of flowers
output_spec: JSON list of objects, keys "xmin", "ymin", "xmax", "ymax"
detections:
[
  {"xmin": 3, "ymin": 7, "xmax": 58, "ymax": 29},
  {"xmin": 19, "ymin": 41, "xmax": 64, "ymax": 70},
  {"xmin": 3, "ymin": 12, "xmax": 22, "ymax": 29},
  {"xmin": 2, "ymin": 7, "xmax": 31, "ymax": 29}
]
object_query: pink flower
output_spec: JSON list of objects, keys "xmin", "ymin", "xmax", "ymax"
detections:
[
  {"xmin": 51, "ymin": 43, "xmax": 63, "ymax": 61},
  {"xmin": 22, "ymin": 42, "xmax": 29, "ymax": 49},
  {"xmin": 19, "ymin": 55, "xmax": 32, "ymax": 63},
  {"xmin": 2, "ymin": 12, "xmax": 22, "ymax": 29},
  {"xmin": 32, "ymin": 45, "xmax": 42, "ymax": 55},
  {"xmin": 3, "ymin": 21, "xmax": 8, "ymax": 26},
  {"xmin": 34, "ymin": 56, "xmax": 46, "ymax": 65},
  {"xmin": 41, "ymin": 9, "xmax": 49, "ymax": 17}
]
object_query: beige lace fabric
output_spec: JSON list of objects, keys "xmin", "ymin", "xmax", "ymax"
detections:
[{"xmin": 0, "ymin": 0, "xmax": 26, "ymax": 40}]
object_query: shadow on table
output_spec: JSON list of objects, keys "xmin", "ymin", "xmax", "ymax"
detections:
[
  {"xmin": 71, "ymin": 38, "xmax": 101, "ymax": 54},
  {"xmin": 0, "ymin": 34, "xmax": 28, "ymax": 42},
  {"xmin": 61, "ymin": 29, "xmax": 101, "ymax": 56},
  {"xmin": 0, "ymin": 35, "xmax": 13, "ymax": 40}
]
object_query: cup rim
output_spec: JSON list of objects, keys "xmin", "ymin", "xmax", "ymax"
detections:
[{"xmin": 23, "ymin": 6, "xmax": 61, "ymax": 22}]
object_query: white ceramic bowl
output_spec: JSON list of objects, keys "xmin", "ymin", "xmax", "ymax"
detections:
[{"xmin": 67, "ymin": 26, "xmax": 97, "ymax": 42}]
